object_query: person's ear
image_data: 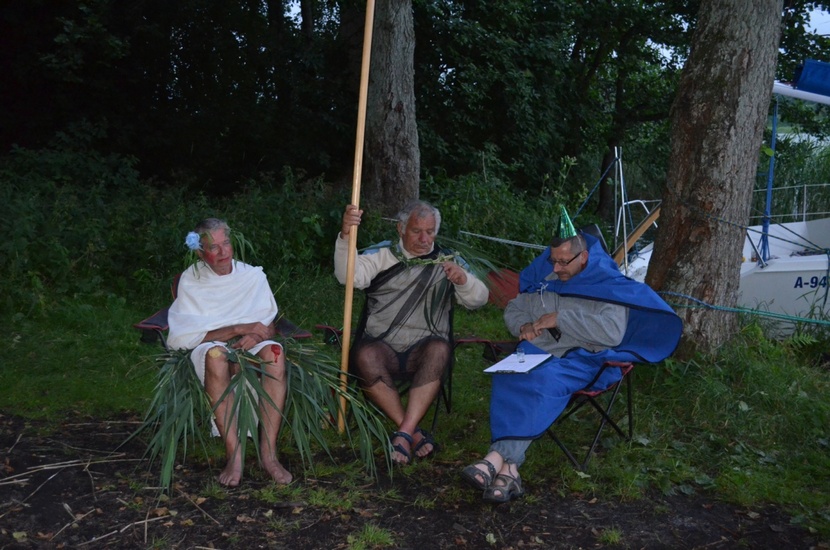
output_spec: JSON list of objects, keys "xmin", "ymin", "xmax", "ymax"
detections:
[{"xmin": 397, "ymin": 222, "xmax": 404, "ymax": 237}]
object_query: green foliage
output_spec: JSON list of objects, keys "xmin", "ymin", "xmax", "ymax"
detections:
[
  {"xmin": 346, "ymin": 523, "xmax": 396, "ymax": 549},
  {"xmin": 754, "ymin": 136, "xmax": 830, "ymax": 223},
  {"xmin": 0, "ymin": 292, "xmax": 154, "ymax": 417},
  {"xmin": 131, "ymin": 349, "xmax": 214, "ymax": 489},
  {"xmin": 5, "ymin": 0, "xmax": 830, "ymax": 209},
  {"xmin": 131, "ymin": 340, "xmax": 391, "ymax": 489},
  {"xmin": 1, "ymin": 142, "xmax": 618, "ymax": 314},
  {"xmin": 2, "ymin": 140, "xmax": 830, "ymax": 535}
]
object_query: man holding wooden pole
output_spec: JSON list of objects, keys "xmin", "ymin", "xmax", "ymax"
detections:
[{"xmin": 335, "ymin": 200, "xmax": 489, "ymax": 464}]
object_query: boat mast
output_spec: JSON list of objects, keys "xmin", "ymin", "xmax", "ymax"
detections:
[{"xmin": 760, "ymin": 99, "xmax": 778, "ymax": 264}]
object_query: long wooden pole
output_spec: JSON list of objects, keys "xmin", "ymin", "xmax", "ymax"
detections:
[
  {"xmin": 338, "ymin": 0, "xmax": 376, "ymax": 433},
  {"xmin": 612, "ymin": 205, "xmax": 661, "ymax": 266}
]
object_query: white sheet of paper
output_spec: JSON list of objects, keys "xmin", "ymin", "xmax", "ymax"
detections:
[{"xmin": 483, "ymin": 352, "xmax": 551, "ymax": 374}]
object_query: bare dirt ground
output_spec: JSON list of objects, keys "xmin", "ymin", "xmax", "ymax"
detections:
[{"xmin": 0, "ymin": 412, "xmax": 826, "ymax": 549}]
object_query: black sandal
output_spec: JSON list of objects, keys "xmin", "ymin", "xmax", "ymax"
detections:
[
  {"xmin": 461, "ymin": 459, "xmax": 497, "ymax": 491},
  {"xmin": 389, "ymin": 431, "xmax": 413, "ymax": 465},
  {"xmin": 412, "ymin": 427, "xmax": 439, "ymax": 458},
  {"xmin": 483, "ymin": 473, "xmax": 525, "ymax": 503}
]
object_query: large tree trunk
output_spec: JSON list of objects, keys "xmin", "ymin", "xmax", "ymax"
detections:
[
  {"xmin": 364, "ymin": 0, "xmax": 420, "ymax": 217},
  {"xmin": 645, "ymin": 0, "xmax": 782, "ymax": 357}
]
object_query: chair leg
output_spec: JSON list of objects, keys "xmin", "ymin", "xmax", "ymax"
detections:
[
  {"xmin": 546, "ymin": 371, "xmax": 633, "ymax": 470},
  {"xmin": 580, "ymin": 383, "xmax": 626, "ymax": 469}
]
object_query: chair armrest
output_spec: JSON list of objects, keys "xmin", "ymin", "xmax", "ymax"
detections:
[
  {"xmin": 575, "ymin": 361, "xmax": 635, "ymax": 397},
  {"xmin": 133, "ymin": 308, "xmax": 169, "ymax": 345},
  {"xmin": 315, "ymin": 324, "xmax": 344, "ymax": 348},
  {"xmin": 275, "ymin": 316, "xmax": 312, "ymax": 339}
]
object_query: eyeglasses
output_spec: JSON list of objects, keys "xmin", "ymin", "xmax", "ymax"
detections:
[{"xmin": 548, "ymin": 251, "xmax": 582, "ymax": 267}]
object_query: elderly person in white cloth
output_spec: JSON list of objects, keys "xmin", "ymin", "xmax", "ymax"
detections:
[{"xmin": 167, "ymin": 218, "xmax": 291, "ymax": 487}]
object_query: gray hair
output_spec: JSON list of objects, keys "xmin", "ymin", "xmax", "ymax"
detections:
[
  {"xmin": 397, "ymin": 200, "xmax": 442, "ymax": 234},
  {"xmin": 194, "ymin": 218, "xmax": 230, "ymax": 238},
  {"xmin": 551, "ymin": 233, "xmax": 586, "ymax": 253}
]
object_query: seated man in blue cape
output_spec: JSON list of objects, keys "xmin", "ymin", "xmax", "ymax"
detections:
[{"xmin": 461, "ymin": 206, "xmax": 682, "ymax": 503}]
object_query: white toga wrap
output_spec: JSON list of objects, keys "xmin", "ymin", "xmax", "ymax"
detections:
[{"xmin": 167, "ymin": 261, "xmax": 281, "ymax": 384}]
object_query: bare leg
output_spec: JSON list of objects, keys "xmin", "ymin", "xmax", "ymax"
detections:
[
  {"xmin": 399, "ymin": 380, "xmax": 441, "ymax": 457},
  {"xmin": 406, "ymin": 340, "xmax": 450, "ymax": 457},
  {"xmin": 362, "ymin": 382, "xmax": 411, "ymax": 463},
  {"xmin": 353, "ymin": 342, "xmax": 410, "ymax": 463},
  {"xmin": 353, "ymin": 338, "xmax": 449, "ymax": 463},
  {"xmin": 204, "ymin": 347, "xmax": 243, "ymax": 487},
  {"xmin": 257, "ymin": 344, "xmax": 292, "ymax": 484}
]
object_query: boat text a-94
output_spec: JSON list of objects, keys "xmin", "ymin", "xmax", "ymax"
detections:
[{"xmin": 794, "ymin": 276, "xmax": 828, "ymax": 289}]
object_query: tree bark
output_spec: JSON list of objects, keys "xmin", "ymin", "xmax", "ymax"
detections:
[
  {"xmin": 364, "ymin": 0, "xmax": 420, "ymax": 217},
  {"xmin": 646, "ymin": 0, "xmax": 783, "ymax": 357}
]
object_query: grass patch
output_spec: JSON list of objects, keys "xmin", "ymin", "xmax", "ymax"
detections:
[
  {"xmin": 346, "ymin": 522, "xmax": 396, "ymax": 549},
  {"xmin": 2, "ymin": 272, "xmax": 829, "ymax": 536}
]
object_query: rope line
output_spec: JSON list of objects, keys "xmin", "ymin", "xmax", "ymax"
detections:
[
  {"xmin": 458, "ymin": 231, "xmax": 546, "ymax": 250},
  {"xmin": 659, "ymin": 290, "xmax": 830, "ymax": 326}
]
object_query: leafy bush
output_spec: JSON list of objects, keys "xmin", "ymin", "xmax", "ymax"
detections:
[{"xmin": 3, "ymin": 142, "xmax": 604, "ymax": 312}]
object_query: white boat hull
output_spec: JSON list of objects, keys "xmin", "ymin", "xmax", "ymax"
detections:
[{"xmin": 619, "ymin": 217, "xmax": 830, "ymax": 335}]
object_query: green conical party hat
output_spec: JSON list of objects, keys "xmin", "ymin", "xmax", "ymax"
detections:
[{"xmin": 554, "ymin": 204, "xmax": 577, "ymax": 240}]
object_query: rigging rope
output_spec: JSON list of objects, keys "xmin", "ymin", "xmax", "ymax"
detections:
[{"xmin": 659, "ymin": 291, "xmax": 830, "ymax": 327}]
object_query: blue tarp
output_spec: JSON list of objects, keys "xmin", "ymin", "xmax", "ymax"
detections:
[
  {"xmin": 490, "ymin": 233, "xmax": 683, "ymax": 441},
  {"xmin": 794, "ymin": 59, "xmax": 830, "ymax": 96}
]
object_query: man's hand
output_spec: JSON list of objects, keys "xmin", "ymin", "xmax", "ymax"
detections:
[
  {"xmin": 532, "ymin": 312, "xmax": 558, "ymax": 331},
  {"xmin": 231, "ymin": 322, "xmax": 274, "ymax": 350},
  {"xmin": 442, "ymin": 261, "xmax": 468, "ymax": 286},
  {"xmin": 340, "ymin": 204, "xmax": 363, "ymax": 238},
  {"xmin": 518, "ymin": 312, "xmax": 558, "ymax": 341}
]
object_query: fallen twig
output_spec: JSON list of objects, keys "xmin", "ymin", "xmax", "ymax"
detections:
[
  {"xmin": 74, "ymin": 515, "xmax": 171, "ymax": 547},
  {"xmin": 64, "ymin": 421, "xmax": 142, "ymax": 427},
  {"xmin": 0, "ymin": 478, "xmax": 29, "ymax": 488},
  {"xmin": 51, "ymin": 507, "xmax": 97, "ymax": 541},
  {"xmin": 0, "ymin": 457, "xmax": 139, "ymax": 483},
  {"xmin": 83, "ymin": 459, "xmax": 97, "ymax": 501},
  {"xmin": 177, "ymin": 488, "xmax": 221, "ymax": 525},
  {"xmin": 5, "ymin": 432, "xmax": 23, "ymax": 454},
  {"xmin": 23, "ymin": 467, "xmax": 65, "ymax": 504}
]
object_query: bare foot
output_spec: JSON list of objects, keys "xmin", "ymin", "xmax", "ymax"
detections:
[
  {"xmin": 412, "ymin": 429, "xmax": 435, "ymax": 458},
  {"xmin": 390, "ymin": 432, "xmax": 413, "ymax": 465},
  {"xmin": 261, "ymin": 456, "xmax": 293, "ymax": 484},
  {"xmin": 217, "ymin": 455, "xmax": 244, "ymax": 487}
]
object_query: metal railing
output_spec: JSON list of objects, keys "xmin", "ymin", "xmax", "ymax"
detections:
[{"xmin": 749, "ymin": 182, "xmax": 830, "ymax": 223}]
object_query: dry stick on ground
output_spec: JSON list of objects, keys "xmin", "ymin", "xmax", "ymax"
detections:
[
  {"xmin": 53, "ymin": 440, "xmax": 131, "ymax": 455},
  {"xmin": 73, "ymin": 514, "xmax": 172, "ymax": 547},
  {"xmin": 83, "ymin": 459, "xmax": 98, "ymax": 500},
  {"xmin": 6, "ymin": 432, "xmax": 22, "ymax": 454},
  {"xmin": 0, "ymin": 457, "xmax": 138, "ymax": 484},
  {"xmin": 20, "ymin": 468, "xmax": 65, "ymax": 505},
  {"xmin": 177, "ymin": 488, "xmax": 221, "ymax": 525},
  {"xmin": 51, "ymin": 507, "xmax": 97, "ymax": 541},
  {"xmin": 144, "ymin": 505, "xmax": 151, "ymax": 545}
]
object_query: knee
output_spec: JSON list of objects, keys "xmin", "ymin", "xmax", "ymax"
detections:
[
  {"xmin": 262, "ymin": 353, "xmax": 287, "ymax": 381},
  {"xmin": 425, "ymin": 339, "xmax": 451, "ymax": 361},
  {"xmin": 351, "ymin": 348, "xmax": 379, "ymax": 377},
  {"xmin": 204, "ymin": 346, "xmax": 229, "ymax": 373}
]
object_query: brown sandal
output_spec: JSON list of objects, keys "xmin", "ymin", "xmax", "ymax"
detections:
[
  {"xmin": 482, "ymin": 473, "xmax": 525, "ymax": 503},
  {"xmin": 461, "ymin": 459, "xmax": 497, "ymax": 491}
]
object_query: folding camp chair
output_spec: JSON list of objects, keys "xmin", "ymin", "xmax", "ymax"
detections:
[
  {"xmin": 134, "ymin": 273, "xmax": 312, "ymax": 350},
  {"xmin": 544, "ymin": 360, "xmax": 634, "ymax": 470}
]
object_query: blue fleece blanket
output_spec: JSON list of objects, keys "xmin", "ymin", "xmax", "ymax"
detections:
[{"xmin": 490, "ymin": 233, "xmax": 682, "ymax": 440}]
